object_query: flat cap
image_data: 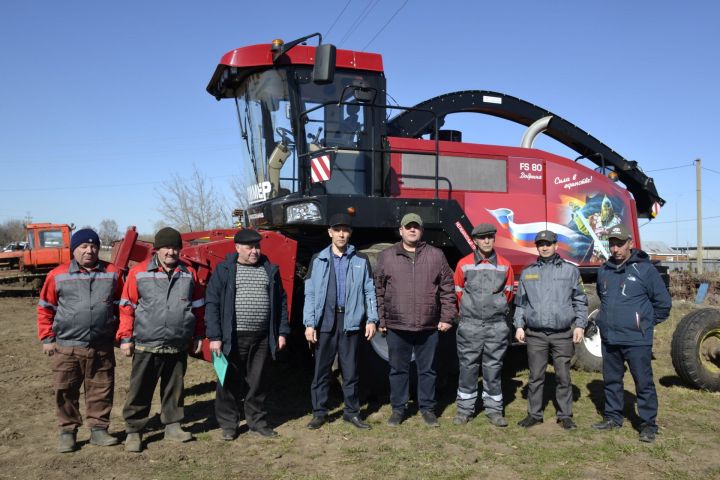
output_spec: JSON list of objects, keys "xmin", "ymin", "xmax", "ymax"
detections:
[
  {"xmin": 328, "ymin": 213, "xmax": 352, "ymax": 228},
  {"xmin": 607, "ymin": 224, "xmax": 631, "ymax": 241},
  {"xmin": 535, "ymin": 230, "xmax": 557, "ymax": 243},
  {"xmin": 400, "ymin": 213, "xmax": 423, "ymax": 227},
  {"xmin": 234, "ymin": 229, "xmax": 262, "ymax": 244},
  {"xmin": 471, "ymin": 223, "xmax": 497, "ymax": 237}
]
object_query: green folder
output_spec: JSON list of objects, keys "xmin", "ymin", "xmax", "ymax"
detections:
[{"xmin": 213, "ymin": 352, "xmax": 228, "ymax": 386}]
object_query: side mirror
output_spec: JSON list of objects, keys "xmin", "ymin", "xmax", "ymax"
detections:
[{"xmin": 313, "ymin": 44, "xmax": 336, "ymax": 85}]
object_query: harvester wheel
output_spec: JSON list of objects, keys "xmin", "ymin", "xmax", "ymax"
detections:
[
  {"xmin": 572, "ymin": 289, "xmax": 603, "ymax": 372},
  {"xmin": 671, "ymin": 308, "xmax": 720, "ymax": 391}
]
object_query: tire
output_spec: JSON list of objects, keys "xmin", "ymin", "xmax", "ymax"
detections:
[
  {"xmin": 671, "ymin": 308, "xmax": 720, "ymax": 392},
  {"xmin": 572, "ymin": 288, "xmax": 603, "ymax": 372}
]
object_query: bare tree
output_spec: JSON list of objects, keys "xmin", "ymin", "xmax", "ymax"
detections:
[
  {"xmin": 98, "ymin": 219, "xmax": 120, "ymax": 246},
  {"xmin": 156, "ymin": 165, "xmax": 230, "ymax": 232},
  {"xmin": 0, "ymin": 219, "xmax": 26, "ymax": 246}
]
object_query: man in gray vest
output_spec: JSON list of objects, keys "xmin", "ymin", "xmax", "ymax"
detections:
[
  {"xmin": 514, "ymin": 230, "xmax": 588, "ymax": 430},
  {"xmin": 304, "ymin": 213, "xmax": 378, "ymax": 430}
]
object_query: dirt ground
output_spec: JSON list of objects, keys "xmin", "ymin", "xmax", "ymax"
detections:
[{"xmin": 0, "ymin": 297, "xmax": 718, "ymax": 480}]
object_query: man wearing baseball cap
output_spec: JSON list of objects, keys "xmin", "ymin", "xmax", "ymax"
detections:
[
  {"xmin": 591, "ymin": 224, "xmax": 671, "ymax": 443},
  {"xmin": 118, "ymin": 227, "xmax": 205, "ymax": 452},
  {"xmin": 514, "ymin": 230, "xmax": 588, "ymax": 430},
  {"xmin": 375, "ymin": 213, "xmax": 456, "ymax": 427},
  {"xmin": 205, "ymin": 228, "xmax": 290, "ymax": 440},
  {"xmin": 304, "ymin": 213, "xmax": 378, "ymax": 430},
  {"xmin": 37, "ymin": 228, "xmax": 124, "ymax": 452},
  {"xmin": 452, "ymin": 222, "xmax": 514, "ymax": 427}
]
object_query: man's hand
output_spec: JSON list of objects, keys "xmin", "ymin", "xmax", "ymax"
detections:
[
  {"xmin": 193, "ymin": 338, "xmax": 203, "ymax": 355},
  {"xmin": 515, "ymin": 328, "xmax": 526, "ymax": 343},
  {"xmin": 120, "ymin": 342, "xmax": 134, "ymax": 357},
  {"xmin": 209, "ymin": 340, "xmax": 222, "ymax": 356},
  {"xmin": 42, "ymin": 342, "xmax": 56, "ymax": 356},
  {"xmin": 278, "ymin": 336, "xmax": 287, "ymax": 351},
  {"xmin": 365, "ymin": 323, "xmax": 377, "ymax": 341},
  {"xmin": 572, "ymin": 327, "xmax": 585, "ymax": 344},
  {"xmin": 305, "ymin": 327, "xmax": 317, "ymax": 345},
  {"xmin": 438, "ymin": 322, "xmax": 452, "ymax": 333}
]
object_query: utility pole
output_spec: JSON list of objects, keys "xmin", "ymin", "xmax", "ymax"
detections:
[{"xmin": 696, "ymin": 158, "xmax": 703, "ymax": 274}]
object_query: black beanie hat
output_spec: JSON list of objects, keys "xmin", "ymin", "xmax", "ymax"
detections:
[
  {"xmin": 70, "ymin": 228, "xmax": 100, "ymax": 253},
  {"xmin": 154, "ymin": 227, "xmax": 183, "ymax": 249}
]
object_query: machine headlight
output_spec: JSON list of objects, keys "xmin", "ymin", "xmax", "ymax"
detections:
[{"xmin": 285, "ymin": 202, "xmax": 322, "ymax": 223}]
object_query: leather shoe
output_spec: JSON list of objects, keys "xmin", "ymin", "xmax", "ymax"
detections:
[
  {"xmin": 90, "ymin": 428, "xmax": 119, "ymax": 446},
  {"xmin": 452, "ymin": 414, "xmax": 470, "ymax": 425},
  {"xmin": 592, "ymin": 419, "xmax": 622, "ymax": 430},
  {"xmin": 57, "ymin": 431, "xmax": 78, "ymax": 453},
  {"xmin": 558, "ymin": 418, "xmax": 577, "ymax": 430},
  {"xmin": 518, "ymin": 415, "xmax": 543, "ymax": 428},
  {"xmin": 387, "ymin": 411, "xmax": 404, "ymax": 427},
  {"xmin": 125, "ymin": 432, "xmax": 142, "ymax": 453},
  {"xmin": 307, "ymin": 416, "xmax": 327, "ymax": 430},
  {"xmin": 639, "ymin": 426, "xmax": 656, "ymax": 443},
  {"xmin": 421, "ymin": 410, "xmax": 439, "ymax": 427},
  {"xmin": 343, "ymin": 415, "xmax": 371, "ymax": 430},
  {"xmin": 221, "ymin": 428, "xmax": 237, "ymax": 441},
  {"xmin": 487, "ymin": 413, "xmax": 508, "ymax": 427},
  {"xmin": 250, "ymin": 425, "xmax": 279, "ymax": 438}
]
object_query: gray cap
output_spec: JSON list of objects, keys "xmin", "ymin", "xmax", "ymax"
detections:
[
  {"xmin": 400, "ymin": 213, "xmax": 423, "ymax": 227},
  {"xmin": 607, "ymin": 224, "xmax": 631, "ymax": 241},
  {"xmin": 535, "ymin": 230, "xmax": 557, "ymax": 243},
  {"xmin": 471, "ymin": 223, "xmax": 497, "ymax": 237}
]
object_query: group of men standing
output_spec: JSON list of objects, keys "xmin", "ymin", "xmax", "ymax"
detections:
[{"xmin": 37, "ymin": 215, "xmax": 671, "ymax": 453}]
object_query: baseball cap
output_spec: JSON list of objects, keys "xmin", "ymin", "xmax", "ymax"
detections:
[{"xmin": 400, "ymin": 213, "xmax": 423, "ymax": 227}]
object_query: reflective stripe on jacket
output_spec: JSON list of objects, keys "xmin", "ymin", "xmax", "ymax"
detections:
[
  {"xmin": 117, "ymin": 256, "xmax": 205, "ymax": 348},
  {"xmin": 454, "ymin": 250, "xmax": 514, "ymax": 322},
  {"xmin": 513, "ymin": 254, "xmax": 588, "ymax": 331},
  {"xmin": 37, "ymin": 259, "xmax": 123, "ymax": 347},
  {"xmin": 303, "ymin": 244, "xmax": 378, "ymax": 331}
]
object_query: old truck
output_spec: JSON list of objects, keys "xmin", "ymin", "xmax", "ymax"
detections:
[{"xmin": 114, "ymin": 34, "xmax": 667, "ymax": 373}]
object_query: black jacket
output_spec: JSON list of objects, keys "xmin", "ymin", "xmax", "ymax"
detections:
[{"xmin": 205, "ymin": 253, "xmax": 290, "ymax": 359}]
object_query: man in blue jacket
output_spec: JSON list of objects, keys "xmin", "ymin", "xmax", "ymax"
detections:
[
  {"xmin": 304, "ymin": 213, "xmax": 378, "ymax": 430},
  {"xmin": 592, "ymin": 224, "xmax": 671, "ymax": 443},
  {"xmin": 205, "ymin": 229, "xmax": 290, "ymax": 440}
]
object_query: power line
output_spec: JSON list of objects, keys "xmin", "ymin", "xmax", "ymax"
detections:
[
  {"xmin": 362, "ymin": 0, "xmax": 410, "ymax": 51},
  {"xmin": 338, "ymin": 0, "xmax": 380, "ymax": 47},
  {"xmin": 645, "ymin": 163, "xmax": 693, "ymax": 173},
  {"xmin": 324, "ymin": 0, "xmax": 352, "ymax": 41},
  {"xmin": 650, "ymin": 215, "xmax": 720, "ymax": 225},
  {"xmin": 702, "ymin": 166, "xmax": 720, "ymax": 175}
]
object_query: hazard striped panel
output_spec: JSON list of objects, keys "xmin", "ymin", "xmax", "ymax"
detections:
[{"xmin": 310, "ymin": 154, "xmax": 332, "ymax": 183}]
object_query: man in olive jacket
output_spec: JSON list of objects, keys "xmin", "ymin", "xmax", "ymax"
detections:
[
  {"xmin": 205, "ymin": 229, "xmax": 290, "ymax": 440},
  {"xmin": 374, "ymin": 213, "xmax": 456, "ymax": 427}
]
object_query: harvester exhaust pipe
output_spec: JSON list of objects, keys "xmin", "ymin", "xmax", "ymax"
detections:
[{"xmin": 521, "ymin": 115, "xmax": 553, "ymax": 148}]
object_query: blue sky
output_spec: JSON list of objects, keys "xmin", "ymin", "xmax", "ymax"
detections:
[{"xmin": 1, "ymin": 1, "xmax": 718, "ymax": 245}]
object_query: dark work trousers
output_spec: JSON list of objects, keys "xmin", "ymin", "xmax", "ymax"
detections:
[
  {"xmin": 456, "ymin": 320, "xmax": 509, "ymax": 417},
  {"xmin": 525, "ymin": 329, "xmax": 574, "ymax": 420},
  {"xmin": 123, "ymin": 350, "xmax": 188, "ymax": 433},
  {"xmin": 310, "ymin": 313, "xmax": 360, "ymax": 417},
  {"xmin": 601, "ymin": 343, "xmax": 658, "ymax": 432},
  {"xmin": 386, "ymin": 329, "xmax": 439, "ymax": 414},
  {"xmin": 215, "ymin": 332, "xmax": 271, "ymax": 430},
  {"xmin": 52, "ymin": 344, "xmax": 115, "ymax": 432}
]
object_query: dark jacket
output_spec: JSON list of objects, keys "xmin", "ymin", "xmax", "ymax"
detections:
[
  {"xmin": 204, "ymin": 253, "xmax": 290, "ymax": 359},
  {"xmin": 596, "ymin": 249, "xmax": 672, "ymax": 346},
  {"xmin": 374, "ymin": 241, "xmax": 456, "ymax": 331},
  {"xmin": 513, "ymin": 253, "xmax": 588, "ymax": 331}
]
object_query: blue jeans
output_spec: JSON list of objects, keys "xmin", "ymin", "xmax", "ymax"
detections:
[{"xmin": 386, "ymin": 329, "xmax": 439, "ymax": 413}]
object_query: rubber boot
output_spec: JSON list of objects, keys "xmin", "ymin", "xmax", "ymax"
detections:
[
  {"xmin": 164, "ymin": 423, "xmax": 193, "ymax": 442},
  {"xmin": 125, "ymin": 432, "xmax": 143, "ymax": 453},
  {"xmin": 57, "ymin": 431, "xmax": 78, "ymax": 453},
  {"xmin": 90, "ymin": 428, "xmax": 119, "ymax": 446}
]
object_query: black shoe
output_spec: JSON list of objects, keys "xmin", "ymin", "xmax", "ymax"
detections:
[
  {"xmin": 639, "ymin": 427, "xmax": 656, "ymax": 443},
  {"xmin": 221, "ymin": 428, "xmax": 237, "ymax": 441},
  {"xmin": 343, "ymin": 415, "xmax": 371, "ymax": 430},
  {"xmin": 421, "ymin": 410, "xmax": 439, "ymax": 427},
  {"xmin": 592, "ymin": 419, "xmax": 622, "ymax": 430},
  {"xmin": 452, "ymin": 414, "xmax": 470, "ymax": 425},
  {"xmin": 306, "ymin": 416, "xmax": 327, "ymax": 430},
  {"xmin": 558, "ymin": 418, "xmax": 577, "ymax": 430},
  {"xmin": 250, "ymin": 425, "xmax": 278, "ymax": 438},
  {"xmin": 517, "ymin": 415, "xmax": 543, "ymax": 428},
  {"xmin": 387, "ymin": 411, "xmax": 404, "ymax": 427}
]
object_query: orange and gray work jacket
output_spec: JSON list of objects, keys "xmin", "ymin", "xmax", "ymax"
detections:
[
  {"xmin": 37, "ymin": 259, "xmax": 124, "ymax": 347},
  {"xmin": 117, "ymin": 256, "xmax": 205, "ymax": 350},
  {"xmin": 454, "ymin": 250, "xmax": 514, "ymax": 322}
]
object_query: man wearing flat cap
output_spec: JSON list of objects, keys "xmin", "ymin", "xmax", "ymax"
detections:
[
  {"xmin": 118, "ymin": 227, "xmax": 205, "ymax": 452},
  {"xmin": 37, "ymin": 228, "xmax": 124, "ymax": 452},
  {"xmin": 453, "ymin": 222, "xmax": 514, "ymax": 427},
  {"xmin": 205, "ymin": 228, "xmax": 290, "ymax": 440},
  {"xmin": 591, "ymin": 224, "xmax": 671, "ymax": 443},
  {"xmin": 304, "ymin": 213, "xmax": 378, "ymax": 430},
  {"xmin": 514, "ymin": 230, "xmax": 588, "ymax": 430},
  {"xmin": 375, "ymin": 213, "xmax": 455, "ymax": 427}
]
